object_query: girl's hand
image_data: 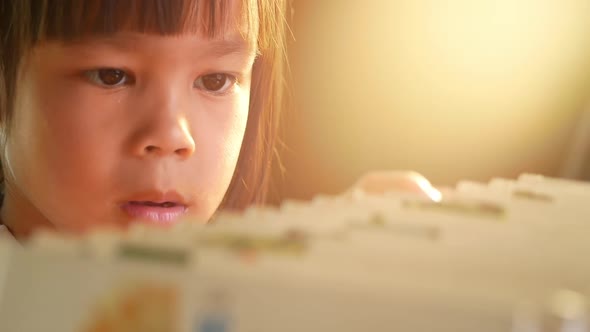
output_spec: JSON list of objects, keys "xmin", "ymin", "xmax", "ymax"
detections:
[{"xmin": 349, "ymin": 170, "xmax": 442, "ymax": 201}]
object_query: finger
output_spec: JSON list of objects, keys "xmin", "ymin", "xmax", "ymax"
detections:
[{"xmin": 350, "ymin": 170, "xmax": 442, "ymax": 201}]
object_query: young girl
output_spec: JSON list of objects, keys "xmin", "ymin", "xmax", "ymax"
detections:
[
  {"xmin": 0, "ymin": 0, "xmax": 289, "ymax": 239},
  {"xmin": 0, "ymin": 0, "xmax": 437, "ymax": 241}
]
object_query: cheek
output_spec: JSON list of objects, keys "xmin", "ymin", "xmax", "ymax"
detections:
[
  {"xmin": 191, "ymin": 90, "xmax": 250, "ymax": 201},
  {"xmin": 221, "ymin": 91, "xmax": 250, "ymax": 166},
  {"xmin": 5, "ymin": 75, "xmax": 123, "ymax": 228},
  {"xmin": 21, "ymin": 86, "xmax": 119, "ymax": 188}
]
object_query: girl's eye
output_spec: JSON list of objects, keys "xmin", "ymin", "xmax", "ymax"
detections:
[
  {"xmin": 85, "ymin": 68, "xmax": 132, "ymax": 87},
  {"xmin": 194, "ymin": 73, "xmax": 237, "ymax": 94}
]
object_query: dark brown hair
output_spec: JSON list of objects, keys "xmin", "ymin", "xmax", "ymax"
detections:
[{"xmin": 0, "ymin": 0, "xmax": 289, "ymax": 210}]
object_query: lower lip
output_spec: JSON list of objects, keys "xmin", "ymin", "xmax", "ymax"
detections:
[{"xmin": 121, "ymin": 203, "xmax": 188, "ymax": 224}]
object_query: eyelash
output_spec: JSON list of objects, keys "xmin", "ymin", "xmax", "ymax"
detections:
[
  {"xmin": 84, "ymin": 68, "xmax": 132, "ymax": 88},
  {"xmin": 83, "ymin": 68, "xmax": 239, "ymax": 95},
  {"xmin": 194, "ymin": 73, "xmax": 239, "ymax": 96}
]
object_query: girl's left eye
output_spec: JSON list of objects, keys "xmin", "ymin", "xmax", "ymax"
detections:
[
  {"xmin": 194, "ymin": 73, "xmax": 238, "ymax": 95},
  {"xmin": 84, "ymin": 68, "xmax": 133, "ymax": 88}
]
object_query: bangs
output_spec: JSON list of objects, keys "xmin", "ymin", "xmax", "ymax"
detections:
[{"xmin": 30, "ymin": 0, "xmax": 259, "ymax": 46}]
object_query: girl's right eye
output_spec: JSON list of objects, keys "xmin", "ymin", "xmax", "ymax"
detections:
[{"xmin": 84, "ymin": 68, "xmax": 133, "ymax": 88}]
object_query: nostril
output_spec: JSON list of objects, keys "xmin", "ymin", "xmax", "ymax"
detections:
[
  {"xmin": 174, "ymin": 147, "xmax": 191, "ymax": 156},
  {"xmin": 145, "ymin": 145, "xmax": 159, "ymax": 153},
  {"xmin": 139, "ymin": 143, "xmax": 193, "ymax": 157}
]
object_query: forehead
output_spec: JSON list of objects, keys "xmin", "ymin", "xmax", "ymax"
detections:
[
  {"xmin": 37, "ymin": 0, "xmax": 258, "ymax": 48},
  {"xmin": 49, "ymin": 32, "xmax": 258, "ymax": 61}
]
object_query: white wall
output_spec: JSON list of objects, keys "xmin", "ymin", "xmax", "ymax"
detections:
[{"xmin": 277, "ymin": 0, "xmax": 590, "ymax": 200}]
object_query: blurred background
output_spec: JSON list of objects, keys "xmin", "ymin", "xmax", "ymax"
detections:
[{"xmin": 270, "ymin": 0, "xmax": 590, "ymax": 203}]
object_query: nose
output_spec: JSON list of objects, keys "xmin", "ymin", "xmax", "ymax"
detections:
[
  {"xmin": 135, "ymin": 117, "xmax": 195, "ymax": 159},
  {"xmin": 130, "ymin": 86, "xmax": 196, "ymax": 159}
]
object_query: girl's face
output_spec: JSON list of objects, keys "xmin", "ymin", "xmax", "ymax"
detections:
[{"xmin": 3, "ymin": 30, "xmax": 256, "ymax": 234}]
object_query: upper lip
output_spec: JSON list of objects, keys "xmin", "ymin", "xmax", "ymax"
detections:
[{"xmin": 123, "ymin": 190, "xmax": 189, "ymax": 206}]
